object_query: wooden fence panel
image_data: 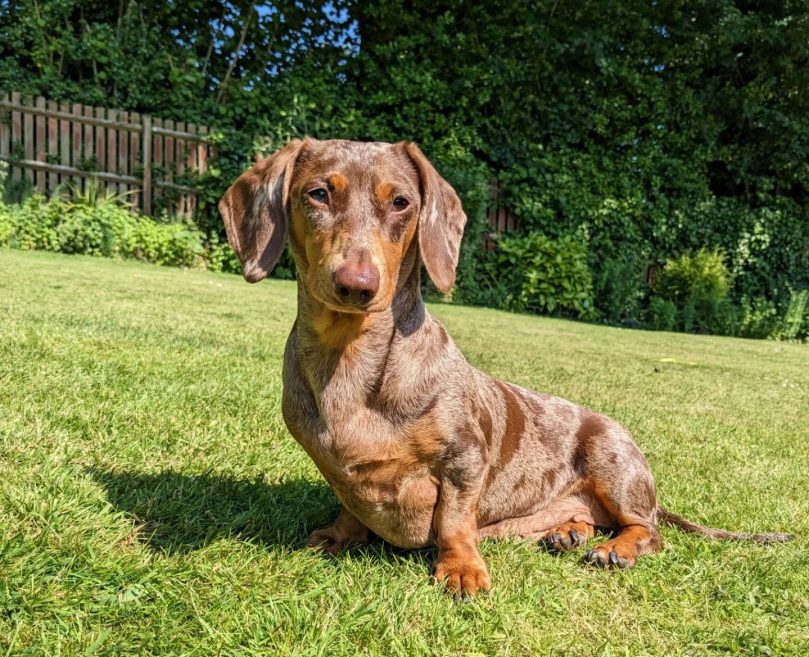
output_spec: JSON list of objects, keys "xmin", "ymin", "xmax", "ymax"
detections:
[
  {"xmin": 129, "ymin": 111, "xmax": 141, "ymax": 210},
  {"xmin": 35, "ymin": 96, "xmax": 46, "ymax": 191},
  {"xmin": 82, "ymin": 105, "xmax": 94, "ymax": 193},
  {"xmin": 485, "ymin": 182, "xmax": 520, "ymax": 249},
  {"xmin": 142, "ymin": 115, "xmax": 152, "ymax": 216},
  {"xmin": 106, "ymin": 108, "xmax": 118, "ymax": 197},
  {"xmin": 152, "ymin": 116, "xmax": 163, "ymax": 214},
  {"xmin": 176, "ymin": 120, "xmax": 186, "ymax": 216},
  {"xmin": 47, "ymin": 99, "xmax": 58, "ymax": 191},
  {"xmin": 94, "ymin": 105, "xmax": 107, "ymax": 197},
  {"xmin": 164, "ymin": 118, "xmax": 175, "ymax": 216},
  {"xmin": 0, "ymin": 92, "xmax": 210, "ymax": 216},
  {"xmin": 9, "ymin": 91, "xmax": 23, "ymax": 183},
  {"xmin": 118, "ymin": 110, "xmax": 128, "ymax": 198},
  {"xmin": 21, "ymin": 94, "xmax": 32, "ymax": 185},
  {"xmin": 197, "ymin": 125, "xmax": 208, "ymax": 175},
  {"xmin": 0, "ymin": 93, "xmax": 9, "ymax": 171},
  {"xmin": 60, "ymin": 101, "xmax": 71, "ymax": 191},
  {"xmin": 71, "ymin": 103, "xmax": 82, "ymax": 191}
]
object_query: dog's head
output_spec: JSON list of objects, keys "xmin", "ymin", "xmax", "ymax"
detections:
[{"xmin": 218, "ymin": 139, "xmax": 466, "ymax": 313}]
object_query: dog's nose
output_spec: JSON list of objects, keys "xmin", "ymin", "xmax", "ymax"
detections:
[{"xmin": 333, "ymin": 261, "xmax": 380, "ymax": 305}]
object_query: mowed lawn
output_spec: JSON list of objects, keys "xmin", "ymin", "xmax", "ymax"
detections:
[{"xmin": 1, "ymin": 249, "xmax": 807, "ymax": 657}]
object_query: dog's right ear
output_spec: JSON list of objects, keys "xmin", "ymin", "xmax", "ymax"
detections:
[{"xmin": 219, "ymin": 139, "xmax": 305, "ymax": 283}]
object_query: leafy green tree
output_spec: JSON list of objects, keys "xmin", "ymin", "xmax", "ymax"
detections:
[{"xmin": 1, "ymin": 0, "xmax": 807, "ymax": 320}]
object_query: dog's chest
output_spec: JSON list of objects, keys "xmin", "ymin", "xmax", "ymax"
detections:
[{"xmin": 284, "ymin": 387, "xmax": 439, "ymax": 548}]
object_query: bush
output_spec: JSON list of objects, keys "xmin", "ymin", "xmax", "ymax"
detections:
[
  {"xmin": 593, "ymin": 254, "xmax": 644, "ymax": 325},
  {"xmin": 0, "ymin": 202, "xmax": 15, "ymax": 245},
  {"xmin": 655, "ymin": 249, "xmax": 731, "ymax": 306},
  {"xmin": 738, "ymin": 296, "xmax": 780, "ymax": 339},
  {"xmin": 773, "ymin": 290, "xmax": 809, "ymax": 341},
  {"xmin": 649, "ymin": 297, "xmax": 677, "ymax": 332},
  {"xmin": 203, "ymin": 235, "xmax": 242, "ymax": 274},
  {"xmin": 652, "ymin": 249, "xmax": 736, "ymax": 334},
  {"xmin": 680, "ymin": 293, "xmax": 740, "ymax": 336},
  {"xmin": 0, "ymin": 191, "xmax": 216, "ymax": 270},
  {"xmin": 482, "ymin": 231, "xmax": 594, "ymax": 319}
]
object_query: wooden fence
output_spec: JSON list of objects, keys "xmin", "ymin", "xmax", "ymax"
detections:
[
  {"xmin": 486, "ymin": 182, "xmax": 519, "ymax": 249},
  {"xmin": 0, "ymin": 92, "xmax": 211, "ymax": 217}
]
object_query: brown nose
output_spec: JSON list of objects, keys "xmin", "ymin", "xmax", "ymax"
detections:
[{"xmin": 333, "ymin": 260, "xmax": 380, "ymax": 305}]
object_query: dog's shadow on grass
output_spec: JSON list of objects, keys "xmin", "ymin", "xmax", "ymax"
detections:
[{"xmin": 89, "ymin": 468, "xmax": 434, "ymax": 568}]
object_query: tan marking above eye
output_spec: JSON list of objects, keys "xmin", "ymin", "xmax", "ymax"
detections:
[
  {"xmin": 329, "ymin": 174, "xmax": 348, "ymax": 193},
  {"xmin": 375, "ymin": 181, "xmax": 396, "ymax": 205}
]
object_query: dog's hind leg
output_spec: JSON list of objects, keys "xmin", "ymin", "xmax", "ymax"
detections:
[{"xmin": 569, "ymin": 412, "xmax": 664, "ymax": 568}]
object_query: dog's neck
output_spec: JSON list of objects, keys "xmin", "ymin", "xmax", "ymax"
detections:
[{"xmin": 292, "ymin": 253, "xmax": 425, "ymax": 399}]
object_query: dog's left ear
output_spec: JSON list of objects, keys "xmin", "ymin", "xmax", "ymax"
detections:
[
  {"xmin": 403, "ymin": 142, "xmax": 467, "ymax": 294},
  {"xmin": 219, "ymin": 139, "xmax": 305, "ymax": 283}
]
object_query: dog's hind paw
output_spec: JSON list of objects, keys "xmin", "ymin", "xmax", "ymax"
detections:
[{"xmin": 541, "ymin": 521, "xmax": 595, "ymax": 552}]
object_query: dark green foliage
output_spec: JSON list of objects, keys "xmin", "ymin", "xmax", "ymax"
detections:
[
  {"xmin": 593, "ymin": 254, "xmax": 645, "ymax": 325},
  {"xmin": 738, "ymin": 296, "xmax": 781, "ymax": 339},
  {"xmin": 1, "ymin": 0, "xmax": 807, "ymax": 338},
  {"xmin": 776, "ymin": 290, "xmax": 809, "ymax": 341},
  {"xmin": 481, "ymin": 232, "xmax": 594, "ymax": 319},
  {"xmin": 649, "ymin": 298, "xmax": 678, "ymax": 332}
]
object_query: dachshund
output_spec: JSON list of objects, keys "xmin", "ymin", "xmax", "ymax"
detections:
[{"xmin": 219, "ymin": 139, "xmax": 791, "ymax": 594}]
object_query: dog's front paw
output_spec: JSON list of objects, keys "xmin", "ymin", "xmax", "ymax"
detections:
[{"xmin": 434, "ymin": 553, "xmax": 491, "ymax": 595}]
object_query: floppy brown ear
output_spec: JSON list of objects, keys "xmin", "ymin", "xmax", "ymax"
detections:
[
  {"xmin": 218, "ymin": 139, "xmax": 304, "ymax": 283},
  {"xmin": 404, "ymin": 142, "xmax": 467, "ymax": 294}
]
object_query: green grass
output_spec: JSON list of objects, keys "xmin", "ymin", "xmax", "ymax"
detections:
[{"xmin": 1, "ymin": 249, "xmax": 807, "ymax": 656}]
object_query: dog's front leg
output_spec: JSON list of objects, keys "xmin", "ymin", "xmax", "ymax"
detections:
[
  {"xmin": 307, "ymin": 506, "xmax": 370, "ymax": 555},
  {"xmin": 433, "ymin": 475, "xmax": 491, "ymax": 595}
]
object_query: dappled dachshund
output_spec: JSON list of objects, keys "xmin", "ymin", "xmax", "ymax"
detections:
[{"xmin": 219, "ymin": 139, "xmax": 791, "ymax": 594}]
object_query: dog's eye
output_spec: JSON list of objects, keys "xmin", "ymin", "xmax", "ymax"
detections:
[
  {"xmin": 307, "ymin": 188, "xmax": 328, "ymax": 203},
  {"xmin": 392, "ymin": 196, "xmax": 409, "ymax": 211}
]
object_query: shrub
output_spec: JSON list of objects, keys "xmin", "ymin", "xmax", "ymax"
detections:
[
  {"xmin": 203, "ymin": 235, "xmax": 242, "ymax": 274},
  {"xmin": 773, "ymin": 290, "xmax": 809, "ymax": 341},
  {"xmin": 0, "ymin": 202, "xmax": 14, "ymax": 246},
  {"xmin": 680, "ymin": 293, "xmax": 740, "ymax": 336},
  {"xmin": 593, "ymin": 254, "xmax": 644, "ymax": 324},
  {"xmin": 483, "ymin": 231, "xmax": 594, "ymax": 319},
  {"xmin": 0, "ymin": 191, "xmax": 211, "ymax": 269},
  {"xmin": 738, "ymin": 296, "xmax": 779, "ymax": 339},
  {"xmin": 652, "ymin": 249, "xmax": 736, "ymax": 334},
  {"xmin": 655, "ymin": 249, "xmax": 731, "ymax": 306},
  {"xmin": 649, "ymin": 297, "xmax": 677, "ymax": 332}
]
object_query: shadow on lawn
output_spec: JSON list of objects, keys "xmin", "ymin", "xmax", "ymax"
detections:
[{"xmin": 89, "ymin": 468, "xmax": 435, "ymax": 567}]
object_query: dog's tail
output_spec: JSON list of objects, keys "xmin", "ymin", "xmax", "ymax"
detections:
[{"xmin": 657, "ymin": 507, "xmax": 793, "ymax": 544}]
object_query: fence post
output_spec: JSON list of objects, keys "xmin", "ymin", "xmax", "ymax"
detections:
[{"xmin": 142, "ymin": 115, "xmax": 152, "ymax": 216}]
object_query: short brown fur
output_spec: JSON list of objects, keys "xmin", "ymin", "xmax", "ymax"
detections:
[{"xmin": 219, "ymin": 138, "xmax": 792, "ymax": 595}]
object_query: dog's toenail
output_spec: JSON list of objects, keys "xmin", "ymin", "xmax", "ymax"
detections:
[
  {"xmin": 569, "ymin": 528, "xmax": 579, "ymax": 543},
  {"xmin": 609, "ymin": 550, "xmax": 619, "ymax": 565}
]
